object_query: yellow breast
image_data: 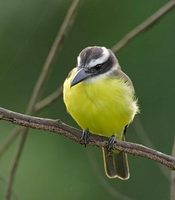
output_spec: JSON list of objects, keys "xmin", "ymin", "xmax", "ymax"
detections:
[{"xmin": 63, "ymin": 68, "xmax": 138, "ymax": 139}]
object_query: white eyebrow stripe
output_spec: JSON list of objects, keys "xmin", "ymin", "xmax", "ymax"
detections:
[
  {"xmin": 88, "ymin": 47, "xmax": 109, "ymax": 68},
  {"xmin": 77, "ymin": 55, "xmax": 81, "ymax": 66}
]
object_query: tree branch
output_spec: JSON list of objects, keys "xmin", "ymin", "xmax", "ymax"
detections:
[
  {"xmin": 1, "ymin": 1, "xmax": 175, "ymax": 199},
  {"xmin": 0, "ymin": 86, "xmax": 63, "ymax": 159},
  {"xmin": 111, "ymin": 0, "xmax": 175, "ymax": 53},
  {"xmin": 0, "ymin": 106, "xmax": 175, "ymax": 171},
  {"xmin": 133, "ymin": 117, "xmax": 170, "ymax": 180},
  {"xmin": 4, "ymin": 1, "xmax": 82, "ymax": 200}
]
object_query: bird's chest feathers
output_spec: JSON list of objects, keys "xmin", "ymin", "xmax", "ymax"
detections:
[{"xmin": 64, "ymin": 76, "xmax": 134, "ymax": 136}]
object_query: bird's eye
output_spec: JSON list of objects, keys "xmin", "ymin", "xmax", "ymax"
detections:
[
  {"xmin": 88, "ymin": 64, "xmax": 104, "ymax": 73},
  {"xmin": 94, "ymin": 64, "xmax": 102, "ymax": 70}
]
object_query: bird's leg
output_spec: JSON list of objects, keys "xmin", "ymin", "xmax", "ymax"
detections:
[
  {"xmin": 107, "ymin": 135, "xmax": 116, "ymax": 151},
  {"xmin": 80, "ymin": 129, "xmax": 90, "ymax": 147}
]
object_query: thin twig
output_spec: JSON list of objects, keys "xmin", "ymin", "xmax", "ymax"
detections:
[
  {"xmin": 0, "ymin": 106, "xmax": 175, "ymax": 171},
  {"xmin": 0, "ymin": 176, "xmax": 18, "ymax": 200},
  {"xmin": 34, "ymin": 86, "xmax": 63, "ymax": 112},
  {"xmin": 170, "ymin": 138, "xmax": 175, "ymax": 200},
  {"xmin": 27, "ymin": 0, "xmax": 81, "ymax": 113},
  {"xmin": 0, "ymin": 86, "xmax": 63, "ymax": 158},
  {"xmin": 4, "ymin": 1, "xmax": 82, "ymax": 200},
  {"xmin": 5, "ymin": 127, "xmax": 27, "ymax": 200},
  {"xmin": 111, "ymin": 0, "xmax": 175, "ymax": 53},
  {"xmin": 28, "ymin": 0, "xmax": 175, "ymax": 114}
]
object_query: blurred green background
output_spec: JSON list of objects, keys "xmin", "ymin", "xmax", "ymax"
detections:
[{"xmin": 0, "ymin": 0, "xmax": 175, "ymax": 199}]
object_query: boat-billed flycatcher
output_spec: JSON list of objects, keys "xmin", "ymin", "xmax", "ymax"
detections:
[{"xmin": 63, "ymin": 46, "xmax": 139, "ymax": 179}]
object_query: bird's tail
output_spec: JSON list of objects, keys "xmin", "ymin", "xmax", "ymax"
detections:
[{"xmin": 102, "ymin": 147, "xmax": 130, "ymax": 179}]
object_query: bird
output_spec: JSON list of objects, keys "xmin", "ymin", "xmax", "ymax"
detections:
[{"xmin": 63, "ymin": 46, "xmax": 139, "ymax": 179}]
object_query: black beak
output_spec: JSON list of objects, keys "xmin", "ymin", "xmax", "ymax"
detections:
[{"xmin": 70, "ymin": 68, "xmax": 91, "ymax": 87}]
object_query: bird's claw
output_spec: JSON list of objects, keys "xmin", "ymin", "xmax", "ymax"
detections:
[
  {"xmin": 80, "ymin": 129, "xmax": 90, "ymax": 147},
  {"xmin": 107, "ymin": 135, "xmax": 116, "ymax": 151}
]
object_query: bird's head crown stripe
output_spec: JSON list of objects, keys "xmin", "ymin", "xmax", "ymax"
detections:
[
  {"xmin": 77, "ymin": 46, "xmax": 119, "ymax": 71},
  {"xmin": 88, "ymin": 47, "xmax": 110, "ymax": 68},
  {"xmin": 77, "ymin": 46, "xmax": 109, "ymax": 67}
]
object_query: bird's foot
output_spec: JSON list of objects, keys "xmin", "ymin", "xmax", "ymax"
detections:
[
  {"xmin": 80, "ymin": 129, "xmax": 90, "ymax": 147},
  {"xmin": 107, "ymin": 135, "xmax": 116, "ymax": 151}
]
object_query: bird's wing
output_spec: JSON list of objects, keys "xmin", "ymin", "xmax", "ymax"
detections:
[{"xmin": 115, "ymin": 68, "xmax": 135, "ymax": 93}]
